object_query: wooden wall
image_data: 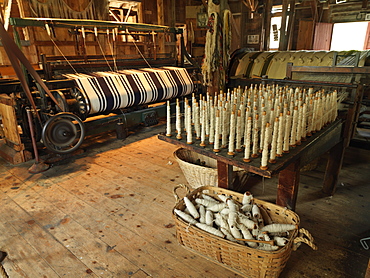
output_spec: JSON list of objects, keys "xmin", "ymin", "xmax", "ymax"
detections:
[
  {"xmin": 0, "ymin": 0, "xmax": 179, "ymax": 75},
  {"xmin": 2, "ymin": 0, "xmax": 370, "ymax": 74},
  {"xmin": 220, "ymin": 0, "xmax": 370, "ymax": 51},
  {"xmin": 284, "ymin": 0, "xmax": 370, "ymax": 51},
  {"xmin": 331, "ymin": 1, "xmax": 370, "ymax": 23},
  {"xmin": 228, "ymin": 1, "xmax": 249, "ymax": 52}
]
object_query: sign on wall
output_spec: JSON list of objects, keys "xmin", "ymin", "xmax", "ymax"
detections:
[{"xmin": 247, "ymin": 34, "xmax": 259, "ymax": 44}]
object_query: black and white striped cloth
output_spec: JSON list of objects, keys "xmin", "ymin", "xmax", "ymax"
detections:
[{"xmin": 64, "ymin": 66, "xmax": 194, "ymax": 115}]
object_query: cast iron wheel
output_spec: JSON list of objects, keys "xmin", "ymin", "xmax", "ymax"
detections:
[
  {"xmin": 41, "ymin": 112, "xmax": 85, "ymax": 154},
  {"xmin": 52, "ymin": 90, "xmax": 69, "ymax": 112}
]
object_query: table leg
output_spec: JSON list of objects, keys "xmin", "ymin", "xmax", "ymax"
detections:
[
  {"xmin": 276, "ymin": 159, "xmax": 300, "ymax": 211},
  {"xmin": 322, "ymin": 141, "xmax": 345, "ymax": 195},
  {"xmin": 217, "ymin": 160, "xmax": 233, "ymax": 189}
]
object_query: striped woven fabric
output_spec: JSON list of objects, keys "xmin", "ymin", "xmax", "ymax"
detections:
[{"xmin": 64, "ymin": 66, "xmax": 194, "ymax": 115}]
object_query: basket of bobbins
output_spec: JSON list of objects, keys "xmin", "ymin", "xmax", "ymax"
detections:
[{"xmin": 172, "ymin": 184, "xmax": 318, "ymax": 278}]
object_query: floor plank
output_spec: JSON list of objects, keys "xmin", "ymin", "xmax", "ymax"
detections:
[{"xmin": 0, "ymin": 123, "xmax": 369, "ymax": 278}]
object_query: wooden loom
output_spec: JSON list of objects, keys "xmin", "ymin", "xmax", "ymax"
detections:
[{"xmin": 0, "ymin": 17, "xmax": 200, "ymax": 165}]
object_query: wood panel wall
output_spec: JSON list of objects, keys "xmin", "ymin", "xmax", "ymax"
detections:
[
  {"xmin": 331, "ymin": 2, "xmax": 370, "ymax": 23},
  {"xmin": 313, "ymin": 22, "xmax": 333, "ymax": 51},
  {"xmin": 2, "ymin": 0, "xmax": 370, "ymax": 72},
  {"xmin": 0, "ymin": 0, "xmax": 179, "ymax": 73},
  {"xmin": 297, "ymin": 20, "xmax": 314, "ymax": 50},
  {"xmin": 364, "ymin": 22, "xmax": 370, "ymax": 49}
]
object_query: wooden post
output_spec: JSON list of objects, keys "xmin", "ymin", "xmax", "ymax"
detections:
[
  {"xmin": 278, "ymin": 0, "xmax": 288, "ymax": 51},
  {"xmin": 260, "ymin": 3, "xmax": 265, "ymax": 51},
  {"xmin": 286, "ymin": 62, "xmax": 293, "ymax": 79},
  {"xmin": 286, "ymin": 0, "xmax": 296, "ymax": 50},
  {"xmin": 157, "ymin": 0, "xmax": 165, "ymax": 54},
  {"xmin": 262, "ymin": 0, "xmax": 273, "ymax": 51},
  {"xmin": 276, "ymin": 159, "xmax": 300, "ymax": 211},
  {"xmin": 217, "ymin": 161, "xmax": 233, "ymax": 189},
  {"xmin": 342, "ymin": 85, "xmax": 364, "ymax": 147},
  {"xmin": 322, "ymin": 141, "xmax": 345, "ymax": 195},
  {"xmin": 169, "ymin": 0, "xmax": 177, "ymax": 64},
  {"xmin": 310, "ymin": 0, "xmax": 318, "ymax": 50}
]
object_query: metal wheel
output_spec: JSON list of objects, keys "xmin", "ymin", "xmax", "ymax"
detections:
[
  {"xmin": 41, "ymin": 112, "xmax": 85, "ymax": 154},
  {"xmin": 52, "ymin": 90, "xmax": 69, "ymax": 112},
  {"xmin": 71, "ymin": 87, "xmax": 88, "ymax": 120}
]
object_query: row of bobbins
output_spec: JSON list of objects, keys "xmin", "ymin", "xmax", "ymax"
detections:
[{"xmin": 166, "ymin": 84, "xmax": 338, "ymax": 170}]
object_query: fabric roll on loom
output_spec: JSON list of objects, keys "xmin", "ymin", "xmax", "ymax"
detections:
[{"xmin": 64, "ymin": 66, "xmax": 195, "ymax": 115}]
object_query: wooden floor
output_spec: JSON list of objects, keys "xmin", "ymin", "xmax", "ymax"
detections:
[{"xmin": 0, "ymin": 122, "xmax": 369, "ymax": 278}]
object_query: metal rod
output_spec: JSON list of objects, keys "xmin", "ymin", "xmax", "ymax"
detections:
[{"xmin": 26, "ymin": 108, "xmax": 40, "ymax": 163}]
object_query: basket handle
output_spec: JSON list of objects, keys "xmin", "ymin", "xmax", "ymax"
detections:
[
  {"xmin": 173, "ymin": 184, "xmax": 191, "ymax": 204},
  {"xmin": 293, "ymin": 228, "xmax": 318, "ymax": 251}
]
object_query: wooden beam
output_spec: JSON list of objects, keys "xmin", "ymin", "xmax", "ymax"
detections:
[
  {"xmin": 242, "ymin": 0, "xmax": 251, "ymax": 10},
  {"xmin": 278, "ymin": 0, "xmax": 288, "ymax": 51},
  {"xmin": 230, "ymin": 13, "xmax": 240, "ymax": 40},
  {"xmin": 289, "ymin": 65, "xmax": 370, "ymax": 74},
  {"xmin": 262, "ymin": 0, "xmax": 272, "ymax": 51},
  {"xmin": 310, "ymin": 0, "xmax": 318, "ymax": 50},
  {"xmin": 0, "ymin": 141, "xmax": 32, "ymax": 164},
  {"xmin": 157, "ymin": 0, "xmax": 165, "ymax": 54},
  {"xmin": 286, "ymin": 0, "xmax": 296, "ymax": 50},
  {"xmin": 169, "ymin": 0, "xmax": 176, "ymax": 28},
  {"xmin": 9, "ymin": 18, "xmax": 181, "ymax": 34}
]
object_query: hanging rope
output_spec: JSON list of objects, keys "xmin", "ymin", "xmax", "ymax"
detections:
[
  {"xmin": 222, "ymin": 9, "xmax": 232, "ymax": 86},
  {"xmin": 94, "ymin": 27, "xmax": 114, "ymax": 72},
  {"xmin": 126, "ymin": 28, "xmax": 152, "ymax": 69},
  {"xmin": 202, "ymin": 11, "xmax": 220, "ymax": 87},
  {"xmin": 45, "ymin": 23, "xmax": 78, "ymax": 74},
  {"xmin": 106, "ymin": 29, "xmax": 118, "ymax": 72}
]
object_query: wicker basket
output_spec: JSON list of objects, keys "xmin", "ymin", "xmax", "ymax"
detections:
[
  {"xmin": 172, "ymin": 185, "xmax": 317, "ymax": 278},
  {"xmin": 173, "ymin": 148, "xmax": 248, "ymax": 189}
]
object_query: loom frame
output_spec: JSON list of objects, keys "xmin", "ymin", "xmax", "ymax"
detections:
[{"xmin": 0, "ymin": 17, "xmax": 200, "ymax": 164}]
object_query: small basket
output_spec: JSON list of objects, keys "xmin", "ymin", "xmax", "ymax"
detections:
[
  {"xmin": 173, "ymin": 148, "xmax": 248, "ymax": 189},
  {"xmin": 172, "ymin": 184, "xmax": 317, "ymax": 278}
]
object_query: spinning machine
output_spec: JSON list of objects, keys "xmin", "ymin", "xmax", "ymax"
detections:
[
  {"xmin": 228, "ymin": 48, "xmax": 370, "ymax": 82},
  {"xmin": 0, "ymin": 17, "xmax": 200, "ymax": 165},
  {"xmin": 159, "ymin": 48, "xmax": 367, "ymax": 209}
]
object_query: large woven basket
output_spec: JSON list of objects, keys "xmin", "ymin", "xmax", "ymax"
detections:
[
  {"xmin": 172, "ymin": 185, "xmax": 317, "ymax": 278},
  {"xmin": 173, "ymin": 148, "xmax": 248, "ymax": 189}
]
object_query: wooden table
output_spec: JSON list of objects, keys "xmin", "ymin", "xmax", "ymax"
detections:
[{"xmin": 158, "ymin": 119, "xmax": 344, "ymax": 210}]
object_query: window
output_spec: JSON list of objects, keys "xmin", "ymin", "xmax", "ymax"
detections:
[
  {"xmin": 330, "ymin": 22, "xmax": 368, "ymax": 51},
  {"xmin": 270, "ymin": 16, "xmax": 282, "ymax": 50}
]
